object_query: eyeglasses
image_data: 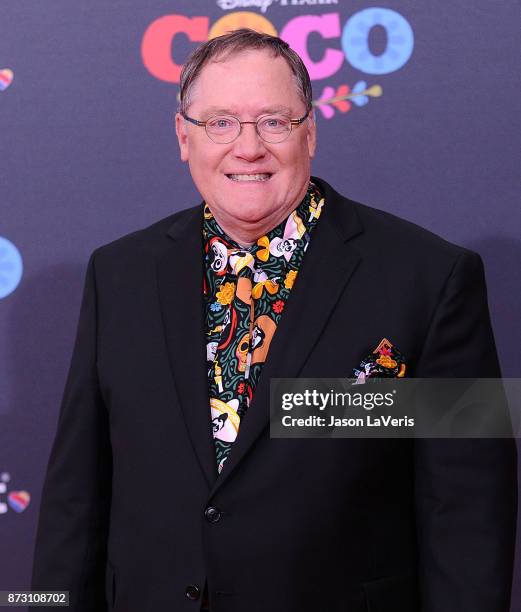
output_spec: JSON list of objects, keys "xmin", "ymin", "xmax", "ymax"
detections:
[{"xmin": 181, "ymin": 109, "xmax": 310, "ymax": 144}]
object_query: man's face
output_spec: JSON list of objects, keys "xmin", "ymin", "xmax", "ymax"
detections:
[{"xmin": 175, "ymin": 49, "xmax": 316, "ymax": 238}]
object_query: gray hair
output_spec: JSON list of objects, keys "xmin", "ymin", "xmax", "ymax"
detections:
[{"xmin": 178, "ymin": 28, "xmax": 312, "ymax": 115}]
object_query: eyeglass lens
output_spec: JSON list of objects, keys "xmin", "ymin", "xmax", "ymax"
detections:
[{"xmin": 205, "ymin": 115, "xmax": 292, "ymax": 143}]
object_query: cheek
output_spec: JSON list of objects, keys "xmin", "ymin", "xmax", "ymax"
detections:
[
  {"xmin": 190, "ymin": 148, "xmax": 223, "ymax": 179},
  {"xmin": 280, "ymin": 142, "xmax": 312, "ymax": 170},
  {"xmin": 188, "ymin": 135, "xmax": 222, "ymax": 163}
]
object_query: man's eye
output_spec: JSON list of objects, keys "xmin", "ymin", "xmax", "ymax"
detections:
[
  {"xmin": 264, "ymin": 118, "xmax": 282, "ymax": 127},
  {"xmin": 209, "ymin": 118, "xmax": 233, "ymax": 129},
  {"xmin": 260, "ymin": 116, "xmax": 290, "ymax": 131}
]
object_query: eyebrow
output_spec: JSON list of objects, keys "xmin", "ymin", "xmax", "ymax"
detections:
[{"xmin": 200, "ymin": 106, "xmax": 294, "ymax": 118}]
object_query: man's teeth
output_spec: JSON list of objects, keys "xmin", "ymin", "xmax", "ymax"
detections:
[{"xmin": 227, "ymin": 173, "xmax": 271, "ymax": 181}]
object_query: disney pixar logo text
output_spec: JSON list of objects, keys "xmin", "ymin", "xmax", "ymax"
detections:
[{"xmin": 217, "ymin": 0, "xmax": 339, "ymax": 14}]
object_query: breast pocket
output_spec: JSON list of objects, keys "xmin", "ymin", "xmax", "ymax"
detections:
[
  {"xmin": 105, "ymin": 561, "xmax": 116, "ymax": 609},
  {"xmin": 363, "ymin": 570, "xmax": 418, "ymax": 612}
]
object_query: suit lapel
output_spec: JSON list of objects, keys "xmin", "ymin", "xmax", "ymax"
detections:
[
  {"xmin": 155, "ymin": 205, "xmax": 219, "ymax": 489},
  {"xmin": 211, "ymin": 178, "xmax": 364, "ymax": 496}
]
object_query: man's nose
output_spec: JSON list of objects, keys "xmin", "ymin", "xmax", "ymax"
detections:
[{"xmin": 232, "ymin": 122, "xmax": 267, "ymax": 159}]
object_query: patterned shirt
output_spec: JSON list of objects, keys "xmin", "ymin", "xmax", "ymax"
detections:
[{"xmin": 203, "ymin": 181, "xmax": 325, "ymax": 473}]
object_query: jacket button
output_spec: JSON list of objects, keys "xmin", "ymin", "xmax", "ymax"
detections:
[
  {"xmin": 185, "ymin": 584, "xmax": 200, "ymax": 601},
  {"xmin": 204, "ymin": 506, "xmax": 222, "ymax": 523}
]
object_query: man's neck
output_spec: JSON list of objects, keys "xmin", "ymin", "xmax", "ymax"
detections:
[
  {"xmin": 208, "ymin": 184, "xmax": 310, "ymax": 247},
  {"xmin": 210, "ymin": 213, "xmax": 283, "ymax": 248}
]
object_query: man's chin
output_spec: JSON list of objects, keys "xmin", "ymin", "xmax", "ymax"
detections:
[{"xmin": 219, "ymin": 200, "xmax": 277, "ymax": 226}]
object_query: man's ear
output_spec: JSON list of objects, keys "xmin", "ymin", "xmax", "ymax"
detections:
[
  {"xmin": 175, "ymin": 112, "xmax": 189, "ymax": 162},
  {"xmin": 306, "ymin": 110, "xmax": 317, "ymax": 159}
]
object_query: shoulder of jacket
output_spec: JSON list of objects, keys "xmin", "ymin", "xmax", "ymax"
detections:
[
  {"xmin": 356, "ymin": 200, "xmax": 470, "ymax": 255},
  {"xmin": 312, "ymin": 176, "xmax": 481, "ymax": 283},
  {"xmin": 89, "ymin": 204, "xmax": 201, "ymax": 264}
]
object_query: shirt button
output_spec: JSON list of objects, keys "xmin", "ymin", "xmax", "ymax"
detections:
[
  {"xmin": 204, "ymin": 506, "xmax": 222, "ymax": 523},
  {"xmin": 185, "ymin": 584, "xmax": 200, "ymax": 601}
]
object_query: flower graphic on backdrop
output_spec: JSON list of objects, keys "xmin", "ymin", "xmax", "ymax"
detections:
[
  {"xmin": 0, "ymin": 69, "xmax": 14, "ymax": 92},
  {"xmin": 314, "ymin": 81, "xmax": 383, "ymax": 119},
  {"xmin": 8, "ymin": 490, "xmax": 31, "ymax": 513},
  {"xmin": 0, "ymin": 472, "xmax": 31, "ymax": 515}
]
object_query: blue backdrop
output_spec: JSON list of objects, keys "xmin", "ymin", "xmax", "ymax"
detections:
[{"xmin": 1, "ymin": 1, "xmax": 519, "ymax": 607}]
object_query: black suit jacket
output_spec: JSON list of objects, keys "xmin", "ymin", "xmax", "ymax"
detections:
[{"xmin": 31, "ymin": 176, "xmax": 517, "ymax": 612}]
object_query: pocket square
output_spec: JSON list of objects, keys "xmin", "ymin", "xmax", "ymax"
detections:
[{"xmin": 353, "ymin": 338, "xmax": 407, "ymax": 383}]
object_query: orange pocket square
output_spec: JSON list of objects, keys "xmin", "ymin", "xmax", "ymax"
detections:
[{"xmin": 353, "ymin": 338, "xmax": 407, "ymax": 382}]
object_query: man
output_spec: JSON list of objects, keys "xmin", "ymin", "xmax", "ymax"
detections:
[{"xmin": 31, "ymin": 29, "xmax": 516, "ymax": 612}]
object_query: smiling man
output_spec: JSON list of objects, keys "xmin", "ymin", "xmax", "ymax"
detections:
[
  {"xmin": 175, "ymin": 46, "xmax": 316, "ymax": 246},
  {"xmin": 31, "ymin": 29, "xmax": 516, "ymax": 612}
]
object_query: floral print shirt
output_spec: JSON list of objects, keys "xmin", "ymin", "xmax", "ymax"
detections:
[{"xmin": 203, "ymin": 182, "xmax": 325, "ymax": 473}]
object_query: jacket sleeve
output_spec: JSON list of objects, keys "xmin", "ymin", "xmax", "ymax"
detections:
[
  {"xmin": 30, "ymin": 251, "xmax": 111, "ymax": 611},
  {"xmin": 413, "ymin": 250, "xmax": 517, "ymax": 611}
]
